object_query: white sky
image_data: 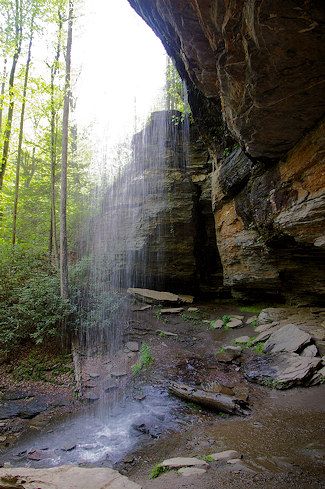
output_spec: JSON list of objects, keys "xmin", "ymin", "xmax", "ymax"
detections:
[{"xmin": 73, "ymin": 0, "xmax": 167, "ymax": 156}]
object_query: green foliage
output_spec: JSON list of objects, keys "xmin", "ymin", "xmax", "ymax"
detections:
[
  {"xmin": 253, "ymin": 342, "xmax": 265, "ymax": 354},
  {"xmin": 202, "ymin": 455, "xmax": 214, "ymax": 463},
  {"xmin": 13, "ymin": 350, "xmax": 72, "ymax": 382},
  {"xmin": 261, "ymin": 378, "xmax": 284, "ymax": 389},
  {"xmin": 149, "ymin": 464, "xmax": 169, "ymax": 480},
  {"xmin": 186, "ymin": 401, "xmax": 202, "ymax": 412},
  {"xmin": 239, "ymin": 305, "xmax": 265, "ymax": 314},
  {"xmin": 216, "ymin": 347, "xmax": 225, "ymax": 354},
  {"xmin": 221, "ymin": 315, "xmax": 231, "ymax": 330},
  {"xmin": 132, "ymin": 343, "xmax": 154, "ymax": 375},
  {"xmin": 181, "ymin": 310, "xmax": 202, "ymax": 323},
  {"xmin": 0, "ymin": 247, "xmax": 73, "ymax": 352}
]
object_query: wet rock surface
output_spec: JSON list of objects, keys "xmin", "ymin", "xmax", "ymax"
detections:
[
  {"xmin": 1, "ymin": 302, "xmax": 324, "ymax": 489},
  {"xmin": 0, "ymin": 465, "xmax": 141, "ymax": 489}
]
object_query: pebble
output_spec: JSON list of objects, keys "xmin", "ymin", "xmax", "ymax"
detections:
[{"xmin": 125, "ymin": 342, "xmax": 139, "ymax": 352}]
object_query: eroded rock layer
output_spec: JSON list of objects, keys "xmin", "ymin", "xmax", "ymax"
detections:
[
  {"xmin": 128, "ymin": 0, "xmax": 325, "ymax": 303},
  {"xmin": 97, "ymin": 111, "xmax": 224, "ymax": 295}
]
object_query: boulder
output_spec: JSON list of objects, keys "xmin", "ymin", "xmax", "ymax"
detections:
[
  {"xmin": 244, "ymin": 353, "xmax": 321, "ymax": 389},
  {"xmin": 264, "ymin": 325, "xmax": 311, "ymax": 354},
  {"xmin": 0, "ymin": 465, "xmax": 141, "ymax": 489},
  {"xmin": 301, "ymin": 344, "xmax": 318, "ymax": 358}
]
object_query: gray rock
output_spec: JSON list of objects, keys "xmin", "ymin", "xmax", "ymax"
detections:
[
  {"xmin": 27, "ymin": 449, "xmax": 51, "ymax": 461},
  {"xmin": 211, "ymin": 319, "xmax": 223, "ymax": 329},
  {"xmin": 0, "ymin": 400, "xmax": 48, "ymax": 420},
  {"xmin": 244, "ymin": 352, "xmax": 321, "ymax": 388},
  {"xmin": 264, "ymin": 325, "xmax": 311, "ymax": 354},
  {"xmin": 255, "ymin": 322, "xmax": 279, "ymax": 333},
  {"xmin": 227, "ymin": 458, "xmax": 242, "ymax": 464},
  {"xmin": 252, "ymin": 324, "xmax": 283, "ymax": 344},
  {"xmin": 127, "ymin": 288, "xmax": 193, "ymax": 304},
  {"xmin": 160, "ymin": 307, "xmax": 184, "ymax": 314},
  {"xmin": 246, "ymin": 316, "xmax": 257, "ymax": 325},
  {"xmin": 210, "ymin": 450, "xmax": 241, "ymax": 461},
  {"xmin": 234, "ymin": 336, "xmax": 250, "ymax": 344},
  {"xmin": 125, "ymin": 342, "xmax": 139, "ymax": 352},
  {"xmin": 227, "ymin": 319, "xmax": 243, "ymax": 328},
  {"xmin": 0, "ymin": 465, "xmax": 141, "ymax": 488},
  {"xmin": 307, "ymin": 366, "xmax": 325, "ymax": 386},
  {"xmin": 110, "ymin": 368, "xmax": 128, "ymax": 378},
  {"xmin": 161, "ymin": 457, "xmax": 208, "ymax": 468},
  {"xmin": 61, "ymin": 444, "xmax": 76, "ymax": 452},
  {"xmin": 187, "ymin": 307, "xmax": 199, "ymax": 312},
  {"xmin": 301, "ymin": 344, "xmax": 318, "ymax": 357}
]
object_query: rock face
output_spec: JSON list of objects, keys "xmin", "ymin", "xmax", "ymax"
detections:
[
  {"xmin": 93, "ymin": 111, "xmax": 224, "ymax": 295},
  {"xmin": 128, "ymin": 0, "xmax": 325, "ymax": 159},
  {"xmin": 127, "ymin": 1, "xmax": 325, "ymax": 303},
  {"xmin": 0, "ymin": 465, "xmax": 141, "ymax": 489}
]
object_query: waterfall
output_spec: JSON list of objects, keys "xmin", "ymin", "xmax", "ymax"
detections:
[{"xmin": 74, "ymin": 104, "xmax": 190, "ymax": 420}]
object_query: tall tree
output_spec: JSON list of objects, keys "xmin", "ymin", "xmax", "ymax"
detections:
[
  {"xmin": 12, "ymin": 14, "xmax": 35, "ymax": 245},
  {"xmin": 0, "ymin": 0, "xmax": 23, "ymax": 191},
  {"xmin": 49, "ymin": 9, "xmax": 63, "ymax": 264},
  {"xmin": 60, "ymin": 0, "xmax": 73, "ymax": 300}
]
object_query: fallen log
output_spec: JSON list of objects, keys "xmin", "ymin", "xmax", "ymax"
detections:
[{"xmin": 169, "ymin": 382, "xmax": 248, "ymax": 415}]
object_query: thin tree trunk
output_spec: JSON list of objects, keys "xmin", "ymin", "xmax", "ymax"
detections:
[
  {"xmin": 12, "ymin": 18, "xmax": 34, "ymax": 246},
  {"xmin": 60, "ymin": 0, "xmax": 73, "ymax": 300},
  {"xmin": 49, "ymin": 11, "xmax": 62, "ymax": 264},
  {"xmin": 0, "ymin": 14, "xmax": 10, "ymax": 139},
  {"xmin": 0, "ymin": 57, "xmax": 7, "ymax": 137},
  {"xmin": 0, "ymin": 0, "xmax": 22, "ymax": 191}
]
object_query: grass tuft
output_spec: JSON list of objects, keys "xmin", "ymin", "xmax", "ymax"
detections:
[
  {"xmin": 131, "ymin": 343, "xmax": 154, "ymax": 375},
  {"xmin": 149, "ymin": 464, "xmax": 169, "ymax": 479}
]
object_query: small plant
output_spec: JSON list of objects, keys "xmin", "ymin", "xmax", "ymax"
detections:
[
  {"xmin": 186, "ymin": 401, "xmax": 202, "ymax": 412},
  {"xmin": 261, "ymin": 378, "xmax": 283, "ymax": 389},
  {"xmin": 253, "ymin": 342, "xmax": 265, "ymax": 354},
  {"xmin": 158, "ymin": 330, "xmax": 166, "ymax": 338},
  {"xmin": 217, "ymin": 412, "xmax": 228, "ymax": 418},
  {"xmin": 221, "ymin": 315, "xmax": 231, "ymax": 329},
  {"xmin": 181, "ymin": 310, "xmax": 202, "ymax": 323},
  {"xmin": 250, "ymin": 319, "xmax": 258, "ymax": 328},
  {"xmin": 131, "ymin": 343, "xmax": 154, "ymax": 375},
  {"xmin": 216, "ymin": 347, "xmax": 226, "ymax": 354},
  {"xmin": 149, "ymin": 464, "xmax": 169, "ymax": 479},
  {"xmin": 202, "ymin": 454, "xmax": 214, "ymax": 463}
]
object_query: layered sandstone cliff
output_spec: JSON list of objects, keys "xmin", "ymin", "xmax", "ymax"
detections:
[{"xmin": 128, "ymin": 0, "xmax": 325, "ymax": 303}]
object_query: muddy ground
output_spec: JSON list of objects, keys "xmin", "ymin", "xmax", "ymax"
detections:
[{"xmin": 0, "ymin": 300, "xmax": 324, "ymax": 488}]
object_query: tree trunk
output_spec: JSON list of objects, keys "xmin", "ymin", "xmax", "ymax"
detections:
[
  {"xmin": 49, "ymin": 11, "xmax": 63, "ymax": 264},
  {"xmin": 0, "ymin": 0, "xmax": 22, "ymax": 191},
  {"xmin": 0, "ymin": 56, "xmax": 7, "ymax": 137},
  {"xmin": 60, "ymin": 0, "xmax": 73, "ymax": 300},
  {"xmin": 12, "ymin": 18, "xmax": 34, "ymax": 246}
]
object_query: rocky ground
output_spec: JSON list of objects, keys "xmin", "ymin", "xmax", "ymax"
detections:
[{"xmin": 0, "ymin": 297, "xmax": 324, "ymax": 488}]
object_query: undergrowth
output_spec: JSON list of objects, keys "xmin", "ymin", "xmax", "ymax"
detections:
[
  {"xmin": 132, "ymin": 343, "xmax": 154, "ymax": 375},
  {"xmin": 149, "ymin": 464, "xmax": 169, "ymax": 479}
]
